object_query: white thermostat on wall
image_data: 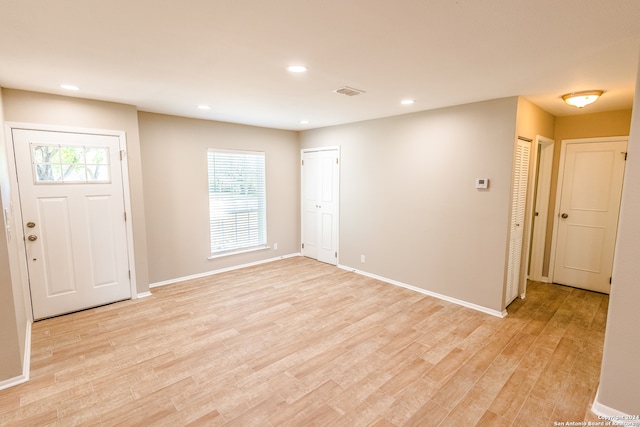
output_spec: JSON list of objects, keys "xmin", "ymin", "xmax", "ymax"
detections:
[{"xmin": 475, "ymin": 178, "xmax": 489, "ymax": 189}]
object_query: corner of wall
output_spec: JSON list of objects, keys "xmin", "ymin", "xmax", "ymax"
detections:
[
  {"xmin": 594, "ymin": 57, "xmax": 640, "ymax": 416},
  {"xmin": 0, "ymin": 87, "xmax": 30, "ymax": 383}
]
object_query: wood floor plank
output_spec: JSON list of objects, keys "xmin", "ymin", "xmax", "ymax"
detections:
[
  {"xmin": 0, "ymin": 257, "xmax": 609, "ymax": 426},
  {"xmin": 513, "ymin": 394, "xmax": 555, "ymax": 426},
  {"xmin": 404, "ymin": 399, "xmax": 450, "ymax": 427}
]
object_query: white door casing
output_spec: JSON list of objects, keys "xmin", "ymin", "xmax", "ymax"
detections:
[
  {"xmin": 301, "ymin": 148, "xmax": 339, "ymax": 265},
  {"xmin": 528, "ymin": 136, "xmax": 554, "ymax": 282},
  {"xmin": 551, "ymin": 138, "xmax": 627, "ymax": 294},
  {"xmin": 506, "ymin": 138, "xmax": 531, "ymax": 305},
  {"xmin": 12, "ymin": 128, "xmax": 132, "ymax": 319}
]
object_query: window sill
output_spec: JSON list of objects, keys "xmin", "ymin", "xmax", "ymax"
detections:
[{"xmin": 208, "ymin": 245, "xmax": 270, "ymax": 260}]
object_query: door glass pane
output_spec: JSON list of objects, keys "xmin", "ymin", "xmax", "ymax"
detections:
[
  {"xmin": 63, "ymin": 164, "xmax": 87, "ymax": 182},
  {"xmin": 31, "ymin": 143, "xmax": 111, "ymax": 184}
]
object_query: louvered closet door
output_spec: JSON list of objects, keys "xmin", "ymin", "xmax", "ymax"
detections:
[{"xmin": 506, "ymin": 139, "xmax": 530, "ymax": 305}]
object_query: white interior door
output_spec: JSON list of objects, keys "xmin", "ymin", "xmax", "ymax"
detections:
[
  {"xmin": 13, "ymin": 129, "xmax": 131, "ymax": 319},
  {"xmin": 506, "ymin": 139, "xmax": 530, "ymax": 305},
  {"xmin": 552, "ymin": 139, "xmax": 627, "ymax": 293},
  {"xmin": 301, "ymin": 149, "xmax": 339, "ymax": 265}
]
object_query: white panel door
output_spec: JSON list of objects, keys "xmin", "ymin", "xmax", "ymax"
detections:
[
  {"xmin": 506, "ymin": 139, "xmax": 530, "ymax": 305},
  {"xmin": 13, "ymin": 129, "xmax": 131, "ymax": 319},
  {"xmin": 553, "ymin": 139, "xmax": 627, "ymax": 293},
  {"xmin": 301, "ymin": 149, "xmax": 339, "ymax": 265},
  {"xmin": 302, "ymin": 152, "xmax": 320, "ymax": 260}
]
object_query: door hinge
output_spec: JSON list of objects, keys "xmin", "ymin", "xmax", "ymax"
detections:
[
  {"xmin": 335, "ymin": 251, "xmax": 338, "ymax": 258},
  {"xmin": 129, "ymin": 270, "xmax": 131, "ymax": 279},
  {"xmin": 120, "ymin": 150, "xmax": 125, "ymax": 161},
  {"xmin": 301, "ymin": 159, "xmax": 304, "ymax": 166},
  {"xmin": 336, "ymin": 158, "xmax": 339, "ymax": 164},
  {"xmin": 124, "ymin": 211, "xmax": 127, "ymax": 221},
  {"xmin": 609, "ymin": 277, "xmax": 612, "ymax": 284},
  {"xmin": 301, "ymin": 243, "xmax": 305, "ymax": 249},
  {"xmin": 624, "ymin": 152, "xmax": 628, "ymax": 161}
]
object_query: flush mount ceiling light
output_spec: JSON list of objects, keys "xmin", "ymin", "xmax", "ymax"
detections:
[
  {"xmin": 401, "ymin": 99, "xmax": 415, "ymax": 105},
  {"xmin": 286, "ymin": 65, "xmax": 308, "ymax": 73},
  {"xmin": 562, "ymin": 90, "xmax": 603, "ymax": 108},
  {"xmin": 197, "ymin": 105, "xmax": 211, "ymax": 110},
  {"xmin": 300, "ymin": 120, "xmax": 309, "ymax": 124},
  {"xmin": 60, "ymin": 84, "xmax": 79, "ymax": 91}
]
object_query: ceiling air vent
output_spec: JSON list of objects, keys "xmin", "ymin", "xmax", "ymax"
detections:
[{"xmin": 334, "ymin": 86, "xmax": 365, "ymax": 96}]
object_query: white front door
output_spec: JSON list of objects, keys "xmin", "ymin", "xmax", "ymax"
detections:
[
  {"xmin": 13, "ymin": 129, "xmax": 131, "ymax": 319},
  {"xmin": 552, "ymin": 138, "xmax": 627, "ymax": 293},
  {"xmin": 301, "ymin": 149, "xmax": 339, "ymax": 265}
]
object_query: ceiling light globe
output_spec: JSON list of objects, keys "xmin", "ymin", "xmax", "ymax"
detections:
[{"xmin": 562, "ymin": 90, "xmax": 603, "ymax": 108}]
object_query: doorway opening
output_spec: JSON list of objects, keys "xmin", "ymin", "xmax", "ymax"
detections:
[
  {"xmin": 4, "ymin": 124, "xmax": 137, "ymax": 320},
  {"xmin": 549, "ymin": 137, "xmax": 628, "ymax": 294}
]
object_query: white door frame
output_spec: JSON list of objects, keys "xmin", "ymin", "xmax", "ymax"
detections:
[
  {"xmin": 527, "ymin": 135, "xmax": 554, "ymax": 283},
  {"xmin": 548, "ymin": 136, "xmax": 628, "ymax": 285},
  {"xmin": 300, "ymin": 146, "xmax": 340, "ymax": 265},
  {"xmin": 3, "ymin": 122, "xmax": 138, "ymax": 321}
]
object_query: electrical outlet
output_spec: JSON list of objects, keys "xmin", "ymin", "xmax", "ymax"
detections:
[
  {"xmin": 360, "ymin": 255, "xmax": 366, "ymax": 263},
  {"xmin": 273, "ymin": 243, "xmax": 278, "ymax": 250}
]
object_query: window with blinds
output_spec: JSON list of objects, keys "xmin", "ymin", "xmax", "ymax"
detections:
[{"xmin": 207, "ymin": 149, "xmax": 266, "ymax": 256}]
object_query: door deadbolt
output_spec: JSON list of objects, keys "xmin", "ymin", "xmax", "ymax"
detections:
[
  {"xmin": 26, "ymin": 222, "xmax": 36, "ymax": 228},
  {"xmin": 561, "ymin": 213, "xmax": 569, "ymax": 219},
  {"xmin": 27, "ymin": 235, "xmax": 38, "ymax": 241}
]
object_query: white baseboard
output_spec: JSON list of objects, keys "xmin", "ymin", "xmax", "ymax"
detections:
[
  {"xmin": 591, "ymin": 388, "xmax": 636, "ymax": 424},
  {"xmin": 149, "ymin": 253, "xmax": 301, "ymax": 288},
  {"xmin": 338, "ymin": 264, "xmax": 507, "ymax": 318},
  {"xmin": 136, "ymin": 291, "xmax": 152, "ymax": 299},
  {"xmin": 0, "ymin": 320, "xmax": 31, "ymax": 391}
]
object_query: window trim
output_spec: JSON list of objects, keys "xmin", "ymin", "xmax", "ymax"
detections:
[{"xmin": 207, "ymin": 148, "xmax": 267, "ymax": 258}]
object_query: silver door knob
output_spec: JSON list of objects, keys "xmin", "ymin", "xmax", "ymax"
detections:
[
  {"xmin": 28, "ymin": 235, "xmax": 38, "ymax": 241},
  {"xmin": 561, "ymin": 213, "xmax": 568, "ymax": 219}
]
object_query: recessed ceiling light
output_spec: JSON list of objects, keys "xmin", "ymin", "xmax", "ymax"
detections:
[
  {"xmin": 300, "ymin": 120, "xmax": 309, "ymax": 124},
  {"xmin": 401, "ymin": 99, "xmax": 415, "ymax": 105},
  {"xmin": 286, "ymin": 65, "xmax": 308, "ymax": 73},
  {"xmin": 197, "ymin": 105, "xmax": 211, "ymax": 110},
  {"xmin": 60, "ymin": 84, "xmax": 79, "ymax": 91}
]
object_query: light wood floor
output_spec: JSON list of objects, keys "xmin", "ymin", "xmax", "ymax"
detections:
[{"xmin": 0, "ymin": 257, "xmax": 609, "ymax": 426}]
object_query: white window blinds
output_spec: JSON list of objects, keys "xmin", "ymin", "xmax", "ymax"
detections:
[{"xmin": 207, "ymin": 149, "xmax": 266, "ymax": 256}]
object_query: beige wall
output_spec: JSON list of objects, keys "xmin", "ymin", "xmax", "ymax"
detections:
[
  {"xmin": 1, "ymin": 89, "xmax": 150, "ymax": 293},
  {"xmin": 0, "ymin": 189, "xmax": 22, "ymax": 380},
  {"xmin": 515, "ymin": 98, "xmax": 556, "ymax": 141},
  {"xmin": 543, "ymin": 110, "xmax": 632, "ymax": 275},
  {"xmin": 0, "ymin": 88, "xmax": 24, "ymax": 380},
  {"xmin": 597, "ymin": 65, "xmax": 640, "ymax": 414},
  {"xmin": 138, "ymin": 112, "xmax": 300, "ymax": 283},
  {"xmin": 301, "ymin": 97, "xmax": 519, "ymax": 313}
]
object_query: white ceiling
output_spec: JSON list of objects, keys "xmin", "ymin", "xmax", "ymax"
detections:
[{"xmin": 1, "ymin": 0, "xmax": 639, "ymax": 131}]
